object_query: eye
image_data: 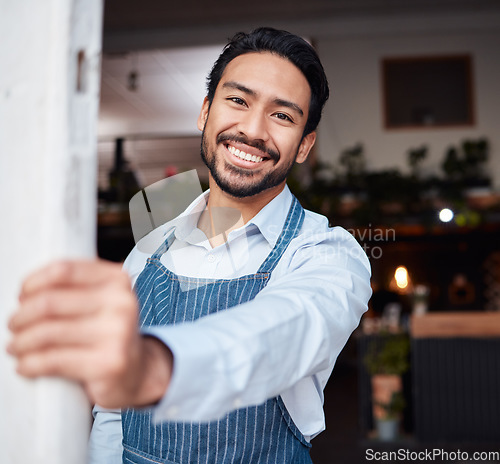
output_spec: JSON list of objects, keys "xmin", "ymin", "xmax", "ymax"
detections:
[
  {"xmin": 274, "ymin": 112, "xmax": 294, "ymax": 123},
  {"xmin": 227, "ymin": 96, "xmax": 247, "ymax": 106}
]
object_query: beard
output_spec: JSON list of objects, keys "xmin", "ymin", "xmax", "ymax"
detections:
[{"xmin": 200, "ymin": 130, "xmax": 298, "ymax": 198}]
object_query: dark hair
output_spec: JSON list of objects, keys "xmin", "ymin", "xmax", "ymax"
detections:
[{"xmin": 206, "ymin": 27, "xmax": 329, "ymax": 137}]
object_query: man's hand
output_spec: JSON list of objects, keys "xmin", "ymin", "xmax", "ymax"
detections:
[{"xmin": 7, "ymin": 260, "xmax": 172, "ymax": 409}]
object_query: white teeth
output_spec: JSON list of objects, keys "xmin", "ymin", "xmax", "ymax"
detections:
[{"xmin": 227, "ymin": 145, "xmax": 263, "ymax": 163}]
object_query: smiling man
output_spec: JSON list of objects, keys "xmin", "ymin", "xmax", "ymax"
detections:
[
  {"xmin": 8, "ymin": 28, "xmax": 371, "ymax": 464},
  {"xmin": 199, "ymin": 51, "xmax": 315, "ymax": 205}
]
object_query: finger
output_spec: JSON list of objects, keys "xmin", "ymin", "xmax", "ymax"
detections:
[
  {"xmin": 13, "ymin": 346, "xmax": 138, "ymax": 409},
  {"xmin": 9, "ymin": 288, "xmax": 103, "ymax": 331},
  {"xmin": 20, "ymin": 259, "xmax": 126, "ymax": 298},
  {"xmin": 14, "ymin": 347, "xmax": 102, "ymax": 381},
  {"xmin": 7, "ymin": 315, "xmax": 104, "ymax": 356}
]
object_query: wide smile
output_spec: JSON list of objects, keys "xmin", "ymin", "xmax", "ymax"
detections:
[
  {"xmin": 223, "ymin": 142, "xmax": 272, "ymax": 169},
  {"xmin": 227, "ymin": 145, "xmax": 264, "ymax": 163}
]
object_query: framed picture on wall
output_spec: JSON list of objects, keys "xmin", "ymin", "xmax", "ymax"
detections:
[{"xmin": 382, "ymin": 54, "xmax": 474, "ymax": 129}]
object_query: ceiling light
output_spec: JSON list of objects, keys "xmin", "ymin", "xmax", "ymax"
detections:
[{"xmin": 439, "ymin": 208, "xmax": 454, "ymax": 223}]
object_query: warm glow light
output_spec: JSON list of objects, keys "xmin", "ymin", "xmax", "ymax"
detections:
[
  {"xmin": 439, "ymin": 208, "xmax": 454, "ymax": 223},
  {"xmin": 394, "ymin": 266, "xmax": 409, "ymax": 289}
]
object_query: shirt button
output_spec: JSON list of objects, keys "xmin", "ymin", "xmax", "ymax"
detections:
[
  {"xmin": 207, "ymin": 254, "xmax": 216, "ymax": 263},
  {"xmin": 233, "ymin": 398, "xmax": 243, "ymax": 409},
  {"xmin": 167, "ymin": 406, "xmax": 179, "ymax": 418}
]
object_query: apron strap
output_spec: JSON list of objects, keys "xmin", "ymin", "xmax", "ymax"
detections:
[
  {"xmin": 257, "ymin": 195, "xmax": 304, "ymax": 274},
  {"xmin": 150, "ymin": 228, "xmax": 176, "ymax": 260}
]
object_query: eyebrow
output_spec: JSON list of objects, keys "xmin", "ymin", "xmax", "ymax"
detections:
[{"xmin": 222, "ymin": 81, "xmax": 304, "ymax": 117}]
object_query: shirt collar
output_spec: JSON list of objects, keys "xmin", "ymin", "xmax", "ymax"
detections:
[
  {"xmin": 242, "ymin": 185, "xmax": 293, "ymax": 247},
  {"xmin": 169, "ymin": 185, "xmax": 293, "ymax": 248},
  {"xmin": 171, "ymin": 190, "xmax": 209, "ymax": 244}
]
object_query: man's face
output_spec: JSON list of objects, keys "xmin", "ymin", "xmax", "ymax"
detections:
[{"xmin": 198, "ymin": 52, "xmax": 316, "ymax": 199}]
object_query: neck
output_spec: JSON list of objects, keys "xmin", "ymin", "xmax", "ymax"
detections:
[{"xmin": 208, "ymin": 177, "xmax": 285, "ymax": 222}]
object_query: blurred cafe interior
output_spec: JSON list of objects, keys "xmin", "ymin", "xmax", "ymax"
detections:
[{"xmin": 97, "ymin": 1, "xmax": 500, "ymax": 462}]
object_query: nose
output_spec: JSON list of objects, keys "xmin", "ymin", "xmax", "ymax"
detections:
[{"xmin": 237, "ymin": 107, "xmax": 270, "ymax": 143}]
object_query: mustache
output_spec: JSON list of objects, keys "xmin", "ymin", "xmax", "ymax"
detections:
[{"xmin": 216, "ymin": 133, "xmax": 279, "ymax": 162}]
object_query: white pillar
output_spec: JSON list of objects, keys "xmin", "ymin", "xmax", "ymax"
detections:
[{"xmin": 0, "ymin": 1, "xmax": 103, "ymax": 463}]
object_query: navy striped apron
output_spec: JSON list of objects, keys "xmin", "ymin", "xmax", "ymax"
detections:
[{"xmin": 122, "ymin": 196, "xmax": 313, "ymax": 464}]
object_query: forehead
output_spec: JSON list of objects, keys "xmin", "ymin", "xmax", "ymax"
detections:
[{"xmin": 217, "ymin": 52, "xmax": 311, "ymax": 108}]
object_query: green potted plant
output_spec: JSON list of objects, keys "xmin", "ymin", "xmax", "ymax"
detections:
[
  {"xmin": 338, "ymin": 143, "xmax": 366, "ymax": 193},
  {"xmin": 440, "ymin": 138, "xmax": 491, "ymax": 201},
  {"xmin": 364, "ymin": 332, "xmax": 410, "ymax": 441},
  {"xmin": 364, "ymin": 332, "xmax": 410, "ymax": 376},
  {"xmin": 373, "ymin": 391, "xmax": 406, "ymax": 441}
]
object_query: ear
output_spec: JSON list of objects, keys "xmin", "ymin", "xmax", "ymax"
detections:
[
  {"xmin": 197, "ymin": 97, "xmax": 210, "ymax": 131},
  {"xmin": 295, "ymin": 131, "xmax": 317, "ymax": 164}
]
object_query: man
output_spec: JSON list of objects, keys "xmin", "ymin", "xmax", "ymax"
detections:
[{"xmin": 8, "ymin": 28, "xmax": 371, "ymax": 463}]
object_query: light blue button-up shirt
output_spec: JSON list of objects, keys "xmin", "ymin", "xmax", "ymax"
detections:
[{"xmin": 88, "ymin": 185, "xmax": 371, "ymax": 464}]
